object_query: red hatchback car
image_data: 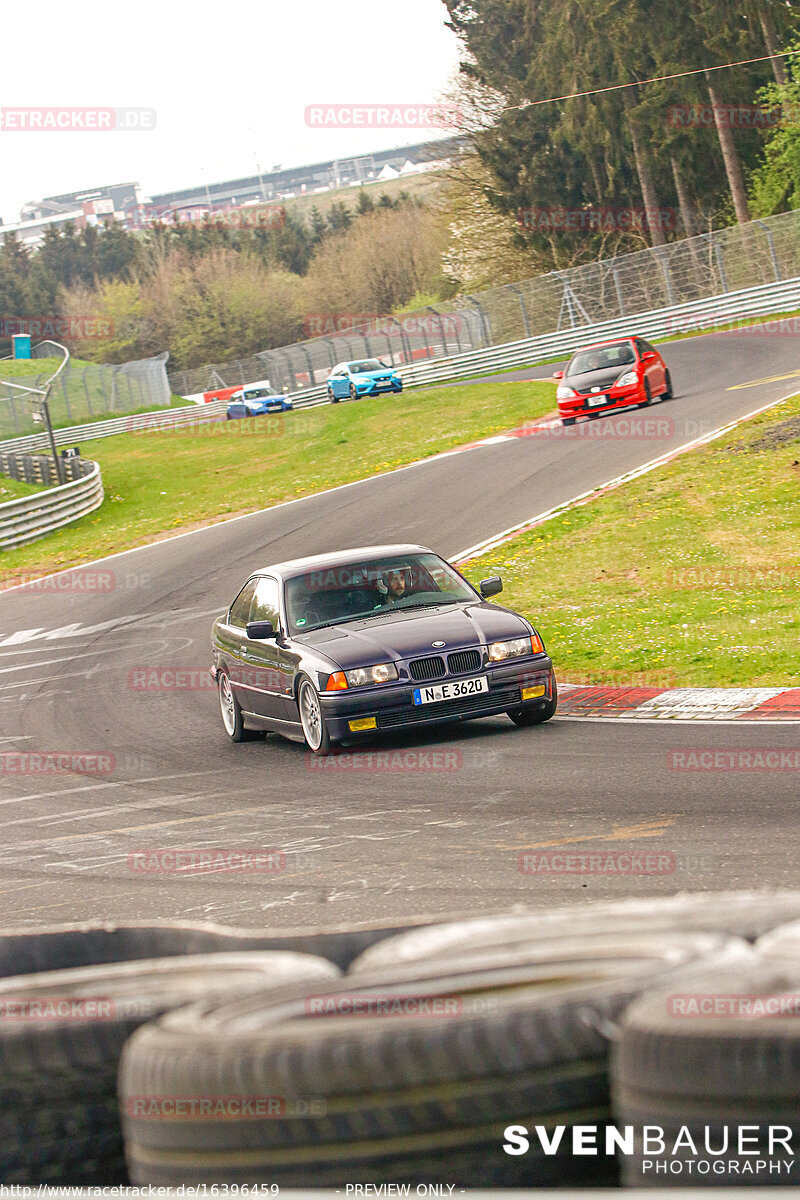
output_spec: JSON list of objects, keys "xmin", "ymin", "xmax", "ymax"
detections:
[{"xmin": 554, "ymin": 336, "xmax": 673, "ymax": 426}]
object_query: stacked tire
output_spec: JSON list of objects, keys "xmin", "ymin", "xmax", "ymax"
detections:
[
  {"xmin": 0, "ymin": 950, "xmax": 338, "ymax": 1183},
  {"xmin": 611, "ymin": 915, "xmax": 800, "ymax": 1187},
  {"xmin": 118, "ymin": 929, "xmax": 750, "ymax": 1186}
]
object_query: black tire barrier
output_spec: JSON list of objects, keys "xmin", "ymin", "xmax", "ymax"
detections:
[
  {"xmin": 118, "ymin": 931, "xmax": 750, "ymax": 1188},
  {"xmin": 0, "ymin": 951, "xmax": 339, "ymax": 1184},
  {"xmin": 348, "ymin": 892, "xmax": 800, "ymax": 976},
  {"xmin": 0, "ymin": 915, "xmax": 443, "ymax": 977},
  {"xmin": 612, "ymin": 961, "xmax": 800, "ymax": 1186}
]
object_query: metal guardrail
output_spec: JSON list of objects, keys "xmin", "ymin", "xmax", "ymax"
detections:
[
  {"xmin": 0, "ymin": 401, "xmax": 233, "ymax": 455},
  {"xmin": 286, "ymin": 273, "xmax": 800, "ymax": 403},
  {"xmin": 0, "ymin": 459, "xmax": 104, "ymax": 550},
  {"xmin": 1, "ymin": 273, "xmax": 799, "ymax": 455},
  {"xmin": 170, "ymin": 207, "xmax": 800, "ymax": 397}
]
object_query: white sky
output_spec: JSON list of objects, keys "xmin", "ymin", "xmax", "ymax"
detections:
[{"xmin": 0, "ymin": 0, "xmax": 463, "ymax": 224}]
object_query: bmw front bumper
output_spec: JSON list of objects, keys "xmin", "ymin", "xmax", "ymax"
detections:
[{"xmin": 319, "ymin": 657, "xmax": 554, "ymax": 741}]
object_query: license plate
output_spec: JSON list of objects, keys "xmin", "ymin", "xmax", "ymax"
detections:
[
  {"xmin": 413, "ymin": 677, "xmax": 489, "ymax": 705},
  {"xmin": 587, "ymin": 395, "xmax": 607, "ymax": 408}
]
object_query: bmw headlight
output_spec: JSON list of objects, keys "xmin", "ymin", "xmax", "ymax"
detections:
[
  {"xmin": 488, "ymin": 637, "xmax": 535, "ymax": 661},
  {"xmin": 345, "ymin": 663, "xmax": 399, "ymax": 687},
  {"xmin": 617, "ymin": 370, "xmax": 638, "ymax": 386}
]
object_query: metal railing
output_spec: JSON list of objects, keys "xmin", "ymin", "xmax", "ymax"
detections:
[
  {"xmin": 0, "ymin": 352, "xmax": 172, "ymax": 441},
  {"xmin": 0, "ymin": 457, "xmax": 104, "ymax": 550},
  {"xmin": 2, "ymin": 273, "xmax": 800, "ymax": 452},
  {"xmin": 168, "ymin": 208, "xmax": 800, "ymax": 397}
]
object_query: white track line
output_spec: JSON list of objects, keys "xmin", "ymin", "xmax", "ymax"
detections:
[{"xmin": 452, "ymin": 388, "xmax": 799, "ymax": 564}]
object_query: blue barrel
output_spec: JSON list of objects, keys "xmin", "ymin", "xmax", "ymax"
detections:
[{"xmin": 12, "ymin": 334, "xmax": 32, "ymax": 359}]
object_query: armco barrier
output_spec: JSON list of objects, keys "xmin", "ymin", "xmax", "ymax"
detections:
[
  {"xmin": 259, "ymin": 273, "xmax": 800, "ymax": 405},
  {"xmin": 0, "ymin": 459, "xmax": 104, "ymax": 550},
  {"xmin": 1, "ymin": 273, "xmax": 800, "ymax": 456}
]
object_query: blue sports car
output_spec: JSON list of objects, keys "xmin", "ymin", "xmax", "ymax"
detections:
[
  {"xmin": 327, "ymin": 359, "xmax": 403, "ymax": 403},
  {"xmin": 226, "ymin": 382, "xmax": 293, "ymax": 420}
]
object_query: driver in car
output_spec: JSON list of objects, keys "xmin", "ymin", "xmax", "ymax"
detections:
[{"xmin": 375, "ymin": 568, "xmax": 410, "ymax": 605}]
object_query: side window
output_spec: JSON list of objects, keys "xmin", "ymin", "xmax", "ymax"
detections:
[
  {"xmin": 250, "ymin": 576, "xmax": 281, "ymax": 628},
  {"xmin": 641, "ymin": 339, "xmax": 656, "ymax": 355},
  {"xmin": 229, "ymin": 578, "xmax": 257, "ymax": 627}
]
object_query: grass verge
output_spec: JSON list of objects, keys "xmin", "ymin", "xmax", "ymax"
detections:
[
  {"xmin": 461, "ymin": 394, "xmax": 800, "ymax": 688},
  {"xmin": 0, "ymin": 379, "xmax": 554, "ymax": 580}
]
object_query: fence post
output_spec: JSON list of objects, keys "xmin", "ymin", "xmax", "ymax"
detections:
[
  {"xmin": 611, "ymin": 266, "xmax": 627, "ymax": 318},
  {"xmin": 465, "ymin": 296, "xmax": 491, "ymax": 347},
  {"xmin": 507, "ymin": 285, "xmax": 532, "ymax": 339},
  {"xmin": 754, "ymin": 220, "xmax": 782, "ymax": 282},
  {"xmin": 711, "ymin": 236, "xmax": 729, "ymax": 293}
]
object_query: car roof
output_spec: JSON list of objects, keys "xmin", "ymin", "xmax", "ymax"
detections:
[
  {"xmin": 570, "ymin": 336, "xmax": 639, "ymax": 353},
  {"xmin": 253, "ymin": 544, "xmax": 432, "ymax": 579}
]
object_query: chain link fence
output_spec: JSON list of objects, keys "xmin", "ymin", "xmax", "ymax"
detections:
[
  {"xmin": 168, "ymin": 209, "xmax": 800, "ymax": 397},
  {"xmin": 0, "ymin": 352, "xmax": 171, "ymax": 441}
]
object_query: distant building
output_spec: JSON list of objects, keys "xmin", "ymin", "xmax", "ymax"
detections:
[
  {"xmin": 145, "ymin": 138, "xmax": 463, "ymax": 217},
  {"xmin": 6, "ymin": 140, "xmax": 463, "ymax": 247},
  {"xmin": 19, "ymin": 182, "xmax": 140, "ymax": 222}
]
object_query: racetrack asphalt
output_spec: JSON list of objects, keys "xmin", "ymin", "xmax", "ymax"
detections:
[{"xmin": 0, "ymin": 326, "xmax": 798, "ymax": 931}]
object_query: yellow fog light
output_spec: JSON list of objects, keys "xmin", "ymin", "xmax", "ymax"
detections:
[
  {"xmin": 521, "ymin": 686, "xmax": 546, "ymax": 701},
  {"xmin": 349, "ymin": 717, "xmax": 377, "ymax": 732}
]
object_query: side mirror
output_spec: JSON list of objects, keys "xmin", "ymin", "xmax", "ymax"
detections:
[
  {"xmin": 246, "ymin": 620, "xmax": 277, "ymax": 640},
  {"xmin": 479, "ymin": 576, "xmax": 503, "ymax": 599},
  {"xmin": 552, "ymin": 370, "xmax": 565, "ymax": 381},
  {"xmin": 643, "ymin": 351, "xmax": 656, "ymax": 360}
]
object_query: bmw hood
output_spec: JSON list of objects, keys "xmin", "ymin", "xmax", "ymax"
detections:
[{"xmin": 300, "ymin": 602, "xmax": 532, "ymax": 669}]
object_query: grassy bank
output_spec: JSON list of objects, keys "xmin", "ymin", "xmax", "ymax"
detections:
[
  {"xmin": 0, "ymin": 379, "xmax": 554, "ymax": 579},
  {"xmin": 461, "ymin": 394, "xmax": 800, "ymax": 687}
]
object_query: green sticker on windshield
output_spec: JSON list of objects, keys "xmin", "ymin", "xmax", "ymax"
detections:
[{"xmin": 296, "ymin": 618, "xmax": 307, "ymax": 626}]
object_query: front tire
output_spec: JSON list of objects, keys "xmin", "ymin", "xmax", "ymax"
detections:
[
  {"xmin": 507, "ymin": 673, "xmax": 558, "ymax": 727},
  {"xmin": 662, "ymin": 370, "xmax": 673, "ymax": 400},
  {"xmin": 639, "ymin": 379, "xmax": 652, "ymax": 408},
  {"xmin": 298, "ymin": 678, "xmax": 333, "ymax": 755},
  {"xmin": 328, "ymin": 388, "xmax": 338, "ymax": 404},
  {"xmin": 349, "ymin": 384, "xmax": 358, "ymax": 401},
  {"xmin": 562, "ymin": 417, "xmax": 576, "ymax": 427}
]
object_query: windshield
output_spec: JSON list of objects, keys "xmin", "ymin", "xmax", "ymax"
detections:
[
  {"xmin": 284, "ymin": 552, "xmax": 477, "ymax": 633},
  {"xmin": 568, "ymin": 342, "xmax": 636, "ymax": 375},
  {"xmin": 243, "ymin": 388, "xmax": 274, "ymax": 400},
  {"xmin": 348, "ymin": 360, "xmax": 386, "ymax": 374}
]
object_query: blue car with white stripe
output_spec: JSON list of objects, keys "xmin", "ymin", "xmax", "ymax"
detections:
[
  {"xmin": 226, "ymin": 382, "xmax": 293, "ymax": 420},
  {"xmin": 327, "ymin": 359, "xmax": 403, "ymax": 403}
]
